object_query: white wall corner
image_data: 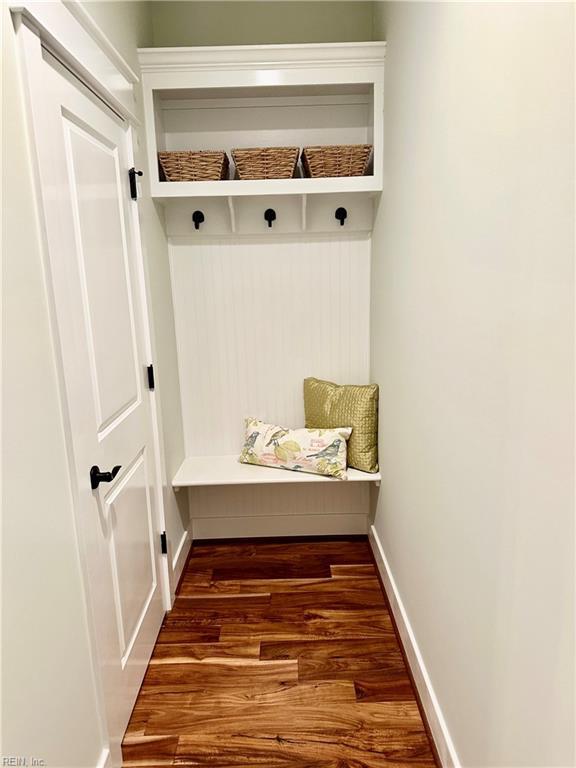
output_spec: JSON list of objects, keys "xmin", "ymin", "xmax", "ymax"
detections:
[{"xmin": 368, "ymin": 525, "xmax": 461, "ymax": 768}]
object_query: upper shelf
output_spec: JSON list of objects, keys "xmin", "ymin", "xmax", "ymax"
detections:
[
  {"xmin": 138, "ymin": 42, "xmax": 385, "ymax": 201},
  {"xmin": 151, "ymin": 175, "xmax": 381, "ymax": 200},
  {"xmin": 173, "ymin": 455, "xmax": 381, "ymax": 488}
]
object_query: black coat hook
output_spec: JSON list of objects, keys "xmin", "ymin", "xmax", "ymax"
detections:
[
  {"xmin": 335, "ymin": 207, "xmax": 348, "ymax": 226},
  {"xmin": 192, "ymin": 210, "xmax": 205, "ymax": 230},
  {"xmin": 264, "ymin": 208, "xmax": 276, "ymax": 228}
]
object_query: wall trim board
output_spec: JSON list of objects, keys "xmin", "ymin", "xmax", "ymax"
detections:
[
  {"xmin": 95, "ymin": 747, "xmax": 112, "ymax": 768},
  {"xmin": 167, "ymin": 230, "xmax": 374, "ymax": 245},
  {"xmin": 168, "ymin": 232, "xmax": 373, "ymax": 245},
  {"xmin": 192, "ymin": 512, "xmax": 368, "ymax": 540},
  {"xmin": 171, "ymin": 525, "xmax": 192, "ymax": 595},
  {"xmin": 368, "ymin": 525, "xmax": 461, "ymax": 768}
]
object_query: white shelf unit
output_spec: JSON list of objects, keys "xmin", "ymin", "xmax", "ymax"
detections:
[
  {"xmin": 139, "ymin": 43, "xmax": 385, "ymax": 202},
  {"xmin": 138, "ymin": 43, "xmax": 385, "ymax": 536},
  {"xmin": 173, "ymin": 455, "xmax": 381, "ymax": 489}
]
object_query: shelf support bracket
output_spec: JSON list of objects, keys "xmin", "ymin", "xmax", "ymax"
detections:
[
  {"xmin": 227, "ymin": 196, "xmax": 236, "ymax": 234},
  {"xmin": 301, "ymin": 194, "xmax": 307, "ymax": 232}
]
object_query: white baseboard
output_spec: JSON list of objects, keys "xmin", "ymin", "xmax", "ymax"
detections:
[
  {"xmin": 95, "ymin": 746, "xmax": 112, "ymax": 768},
  {"xmin": 171, "ymin": 526, "xmax": 191, "ymax": 596},
  {"xmin": 368, "ymin": 525, "xmax": 460, "ymax": 768}
]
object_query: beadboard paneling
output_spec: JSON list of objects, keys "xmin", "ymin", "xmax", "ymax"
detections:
[
  {"xmin": 188, "ymin": 481, "xmax": 369, "ymax": 518},
  {"xmin": 193, "ymin": 514, "xmax": 369, "ymax": 539},
  {"xmin": 189, "ymin": 479, "xmax": 369, "ymax": 538},
  {"xmin": 170, "ymin": 236, "xmax": 371, "ymax": 457}
]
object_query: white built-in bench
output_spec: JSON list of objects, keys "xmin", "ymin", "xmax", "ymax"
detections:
[{"xmin": 172, "ymin": 455, "xmax": 381, "ymax": 489}]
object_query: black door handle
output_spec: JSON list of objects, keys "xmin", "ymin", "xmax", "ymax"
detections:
[
  {"xmin": 128, "ymin": 168, "xmax": 143, "ymax": 201},
  {"xmin": 90, "ymin": 465, "xmax": 121, "ymax": 490}
]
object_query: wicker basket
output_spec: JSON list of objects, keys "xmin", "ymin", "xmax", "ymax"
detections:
[
  {"xmin": 158, "ymin": 151, "xmax": 229, "ymax": 182},
  {"xmin": 232, "ymin": 147, "xmax": 299, "ymax": 180},
  {"xmin": 301, "ymin": 144, "xmax": 372, "ymax": 178}
]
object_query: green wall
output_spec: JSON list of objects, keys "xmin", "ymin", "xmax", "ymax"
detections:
[{"xmin": 149, "ymin": 1, "xmax": 375, "ymax": 47}]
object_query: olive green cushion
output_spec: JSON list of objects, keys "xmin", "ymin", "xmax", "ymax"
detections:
[{"xmin": 303, "ymin": 377, "xmax": 379, "ymax": 473}]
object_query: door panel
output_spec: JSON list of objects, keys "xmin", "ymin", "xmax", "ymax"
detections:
[
  {"xmin": 63, "ymin": 116, "xmax": 141, "ymax": 434},
  {"xmin": 105, "ymin": 451, "xmax": 156, "ymax": 665}
]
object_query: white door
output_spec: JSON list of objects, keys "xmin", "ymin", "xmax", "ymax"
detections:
[{"xmin": 22, "ymin": 38, "xmax": 166, "ymax": 759}]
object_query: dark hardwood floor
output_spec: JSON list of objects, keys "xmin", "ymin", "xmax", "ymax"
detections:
[{"xmin": 122, "ymin": 537, "xmax": 438, "ymax": 767}]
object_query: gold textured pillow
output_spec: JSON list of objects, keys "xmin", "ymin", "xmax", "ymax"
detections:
[{"xmin": 304, "ymin": 377, "xmax": 379, "ymax": 473}]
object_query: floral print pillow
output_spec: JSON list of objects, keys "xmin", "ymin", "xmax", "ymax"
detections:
[{"xmin": 239, "ymin": 417, "xmax": 352, "ymax": 480}]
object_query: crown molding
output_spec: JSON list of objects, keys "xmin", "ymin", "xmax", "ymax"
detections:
[{"xmin": 138, "ymin": 41, "xmax": 386, "ymax": 74}]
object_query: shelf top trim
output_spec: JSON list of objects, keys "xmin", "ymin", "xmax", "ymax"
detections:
[
  {"xmin": 150, "ymin": 175, "xmax": 382, "ymax": 199},
  {"xmin": 172, "ymin": 455, "xmax": 381, "ymax": 488},
  {"xmin": 138, "ymin": 41, "xmax": 386, "ymax": 73}
]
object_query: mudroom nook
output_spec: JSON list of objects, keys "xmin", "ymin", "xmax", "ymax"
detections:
[
  {"xmin": 136, "ymin": 41, "xmax": 385, "ymax": 539},
  {"xmin": 3, "ymin": 3, "xmax": 573, "ymax": 768}
]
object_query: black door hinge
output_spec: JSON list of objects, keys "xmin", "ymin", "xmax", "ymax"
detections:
[
  {"xmin": 147, "ymin": 364, "xmax": 155, "ymax": 390},
  {"xmin": 160, "ymin": 531, "xmax": 167, "ymax": 555},
  {"xmin": 128, "ymin": 167, "xmax": 143, "ymax": 201}
]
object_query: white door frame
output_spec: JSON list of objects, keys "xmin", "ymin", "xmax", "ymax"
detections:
[{"xmin": 12, "ymin": 3, "xmax": 172, "ymax": 763}]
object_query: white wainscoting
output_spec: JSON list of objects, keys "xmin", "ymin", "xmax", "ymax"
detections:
[
  {"xmin": 170, "ymin": 235, "xmax": 371, "ymax": 455},
  {"xmin": 189, "ymin": 482, "xmax": 369, "ymax": 539},
  {"xmin": 169, "ymin": 234, "xmax": 372, "ymax": 535}
]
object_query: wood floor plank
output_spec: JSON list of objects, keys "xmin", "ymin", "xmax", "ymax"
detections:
[
  {"xmin": 180, "ymin": 567, "xmax": 213, "ymax": 585},
  {"xmin": 145, "ymin": 700, "xmax": 424, "ymax": 736},
  {"xmin": 151, "ymin": 640, "xmax": 261, "ymax": 663},
  {"xmin": 261, "ymin": 637, "xmax": 399, "ymax": 661},
  {"xmin": 183, "ymin": 680, "xmax": 356, "ymax": 710},
  {"xmin": 121, "ymin": 536, "xmax": 438, "ymax": 768},
  {"xmin": 298, "ymin": 650, "xmax": 406, "ymax": 680},
  {"xmin": 330, "ymin": 563, "xmax": 378, "ymax": 578},
  {"xmin": 211, "ymin": 562, "xmax": 333, "ymax": 581},
  {"xmin": 264, "ymin": 594, "xmax": 386, "ymax": 617},
  {"xmin": 221, "ymin": 609, "xmax": 394, "ymax": 642},
  {"xmin": 165, "ymin": 594, "xmax": 271, "ymax": 625},
  {"xmin": 171, "ymin": 594, "xmax": 271, "ymax": 610},
  {"xmin": 354, "ymin": 673, "xmax": 418, "ymax": 703},
  {"xmin": 121, "ymin": 734, "xmax": 178, "ymax": 765},
  {"xmin": 124, "ymin": 693, "xmax": 193, "ymax": 737},
  {"xmin": 153, "ymin": 626, "xmax": 220, "ymax": 644},
  {"xmin": 145, "ymin": 681, "xmax": 358, "ymax": 735},
  {"xmin": 189, "ymin": 540, "xmax": 372, "ymax": 564},
  {"xmin": 162, "ymin": 606, "xmax": 268, "ymax": 626},
  {"xmin": 175, "ymin": 731, "xmax": 436, "ymax": 767},
  {"xmin": 179, "ymin": 575, "xmax": 381, "ymax": 597},
  {"xmin": 140, "ymin": 659, "xmax": 298, "ymax": 694}
]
